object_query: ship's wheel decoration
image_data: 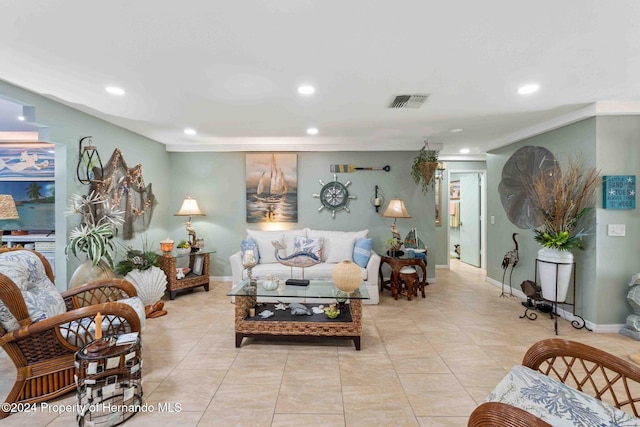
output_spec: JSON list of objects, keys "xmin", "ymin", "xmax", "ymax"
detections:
[
  {"xmin": 90, "ymin": 148, "xmax": 157, "ymax": 239},
  {"xmin": 313, "ymin": 174, "xmax": 356, "ymax": 218}
]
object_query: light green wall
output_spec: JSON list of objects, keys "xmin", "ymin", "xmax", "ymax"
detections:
[
  {"xmin": 166, "ymin": 151, "xmax": 437, "ymax": 279},
  {"xmin": 594, "ymin": 116, "xmax": 640, "ymax": 324},
  {"xmin": 487, "ymin": 116, "xmax": 640, "ymax": 325},
  {"xmin": 0, "ymin": 80, "xmax": 171, "ymax": 290}
]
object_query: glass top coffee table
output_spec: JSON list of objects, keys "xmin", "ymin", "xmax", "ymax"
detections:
[{"xmin": 227, "ymin": 279, "xmax": 369, "ymax": 350}]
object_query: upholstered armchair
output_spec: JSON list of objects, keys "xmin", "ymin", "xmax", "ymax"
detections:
[{"xmin": 0, "ymin": 249, "xmax": 145, "ymax": 418}]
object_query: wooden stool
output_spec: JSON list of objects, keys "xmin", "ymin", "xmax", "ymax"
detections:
[{"xmin": 398, "ymin": 266, "xmax": 419, "ymax": 301}]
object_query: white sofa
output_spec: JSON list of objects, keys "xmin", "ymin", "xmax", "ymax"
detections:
[{"xmin": 230, "ymin": 228, "xmax": 381, "ymax": 304}]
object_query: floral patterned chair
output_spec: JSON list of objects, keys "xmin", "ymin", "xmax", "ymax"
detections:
[{"xmin": 0, "ymin": 249, "xmax": 144, "ymax": 418}]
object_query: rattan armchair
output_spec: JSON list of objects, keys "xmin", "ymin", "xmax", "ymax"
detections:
[
  {"xmin": 468, "ymin": 338, "xmax": 640, "ymax": 426},
  {"xmin": 0, "ymin": 249, "xmax": 143, "ymax": 418}
]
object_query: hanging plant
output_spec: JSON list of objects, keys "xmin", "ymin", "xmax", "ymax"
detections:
[{"xmin": 411, "ymin": 144, "xmax": 440, "ymax": 194}]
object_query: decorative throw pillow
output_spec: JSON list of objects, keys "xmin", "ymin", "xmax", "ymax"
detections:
[
  {"xmin": 293, "ymin": 236, "xmax": 323, "ymax": 260},
  {"xmin": 353, "ymin": 238, "xmax": 373, "ymax": 267}
]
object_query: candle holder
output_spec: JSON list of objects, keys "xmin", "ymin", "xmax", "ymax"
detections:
[
  {"xmin": 160, "ymin": 238, "xmax": 174, "ymax": 254},
  {"xmin": 242, "ymin": 247, "xmax": 258, "ymax": 288}
]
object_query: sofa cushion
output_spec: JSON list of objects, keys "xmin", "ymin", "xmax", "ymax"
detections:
[
  {"xmin": 246, "ymin": 230, "xmax": 284, "ymax": 263},
  {"xmin": 251, "ymin": 261, "xmax": 367, "ymax": 281},
  {"xmin": 247, "ymin": 228, "xmax": 308, "ymax": 263},
  {"xmin": 353, "ymin": 238, "xmax": 373, "ymax": 268},
  {"xmin": 0, "ymin": 251, "xmax": 66, "ymax": 332},
  {"xmin": 326, "ymin": 235, "xmax": 356, "ymax": 263},
  {"xmin": 308, "ymin": 229, "xmax": 368, "ymax": 262}
]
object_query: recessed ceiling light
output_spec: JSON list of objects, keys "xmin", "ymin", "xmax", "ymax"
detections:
[
  {"xmin": 517, "ymin": 83, "xmax": 540, "ymax": 95},
  {"xmin": 298, "ymin": 85, "xmax": 315, "ymax": 96},
  {"xmin": 450, "ymin": 128, "xmax": 463, "ymax": 133},
  {"xmin": 459, "ymin": 148, "xmax": 470, "ymax": 154},
  {"xmin": 184, "ymin": 128, "xmax": 197, "ymax": 135},
  {"xmin": 105, "ymin": 86, "xmax": 126, "ymax": 95},
  {"xmin": 17, "ymin": 116, "xmax": 25, "ymax": 121},
  {"xmin": 306, "ymin": 127, "xmax": 319, "ymax": 135}
]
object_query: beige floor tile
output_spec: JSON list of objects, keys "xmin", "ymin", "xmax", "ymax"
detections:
[
  {"xmin": 275, "ymin": 382, "xmax": 343, "ymax": 413},
  {"xmin": 4, "ymin": 263, "xmax": 640, "ymax": 426},
  {"xmin": 271, "ymin": 413, "xmax": 345, "ymax": 426}
]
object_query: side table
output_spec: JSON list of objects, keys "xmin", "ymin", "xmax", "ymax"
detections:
[
  {"xmin": 75, "ymin": 334, "xmax": 142, "ymax": 426},
  {"xmin": 158, "ymin": 251, "xmax": 213, "ymax": 300},
  {"xmin": 379, "ymin": 255, "xmax": 428, "ymax": 300}
]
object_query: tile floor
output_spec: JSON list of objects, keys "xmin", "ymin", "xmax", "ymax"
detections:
[{"xmin": 2, "ymin": 260, "xmax": 639, "ymax": 426}]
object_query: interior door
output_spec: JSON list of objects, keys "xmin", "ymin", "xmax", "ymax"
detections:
[{"xmin": 459, "ymin": 173, "xmax": 481, "ymax": 267}]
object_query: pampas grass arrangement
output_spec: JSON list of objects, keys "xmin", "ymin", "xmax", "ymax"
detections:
[{"xmin": 529, "ymin": 155, "xmax": 600, "ymax": 250}]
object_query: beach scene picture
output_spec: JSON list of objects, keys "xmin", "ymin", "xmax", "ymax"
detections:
[
  {"xmin": 0, "ymin": 144, "xmax": 55, "ymax": 180},
  {"xmin": 246, "ymin": 153, "xmax": 297, "ymax": 223},
  {"xmin": 0, "ymin": 181, "xmax": 55, "ymax": 232}
]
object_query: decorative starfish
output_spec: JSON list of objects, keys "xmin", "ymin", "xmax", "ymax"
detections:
[{"xmin": 274, "ymin": 302, "xmax": 289, "ymax": 311}]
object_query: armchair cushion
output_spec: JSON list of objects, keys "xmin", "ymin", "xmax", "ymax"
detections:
[
  {"xmin": 0, "ymin": 251, "xmax": 66, "ymax": 331},
  {"xmin": 486, "ymin": 365, "xmax": 638, "ymax": 426}
]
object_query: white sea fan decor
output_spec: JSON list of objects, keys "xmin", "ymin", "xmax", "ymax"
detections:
[{"xmin": 125, "ymin": 266, "xmax": 167, "ymax": 306}]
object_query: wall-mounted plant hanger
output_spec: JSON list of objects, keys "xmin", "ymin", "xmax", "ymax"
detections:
[{"xmin": 76, "ymin": 136, "xmax": 104, "ymax": 185}]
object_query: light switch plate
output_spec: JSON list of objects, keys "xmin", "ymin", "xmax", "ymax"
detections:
[{"xmin": 608, "ymin": 224, "xmax": 626, "ymax": 237}]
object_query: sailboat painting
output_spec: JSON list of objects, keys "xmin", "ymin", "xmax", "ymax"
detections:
[{"xmin": 246, "ymin": 154, "xmax": 298, "ymax": 223}]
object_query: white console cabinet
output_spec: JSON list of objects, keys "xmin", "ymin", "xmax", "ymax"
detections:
[{"xmin": 2, "ymin": 234, "xmax": 56, "ymax": 273}]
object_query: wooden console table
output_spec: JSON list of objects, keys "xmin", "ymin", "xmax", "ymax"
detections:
[
  {"xmin": 158, "ymin": 251, "xmax": 212, "ymax": 300},
  {"xmin": 379, "ymin": 255, "xmax": 427, "ymax": 300}
]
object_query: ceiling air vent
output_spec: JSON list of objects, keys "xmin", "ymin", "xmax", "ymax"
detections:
[{"xmin": 388, "ymin": 94, "xmax": 429, "ymax": 109}]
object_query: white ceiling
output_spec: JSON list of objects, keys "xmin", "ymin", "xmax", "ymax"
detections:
[{"xmin": 1, "ymin": 1, "xmax": 640, "ymax": 156}]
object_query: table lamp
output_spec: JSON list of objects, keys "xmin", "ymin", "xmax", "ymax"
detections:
[
  {"xmin": 0, "ymin": 195, "xmax": 19, "ymax": 245},
  {"xmin": 382, "ymin": 198, "xmax": 411, "ymax": 254},
  {"xmin": 174, "ymin": 197, "xmax": 205, "ymax": 250}
]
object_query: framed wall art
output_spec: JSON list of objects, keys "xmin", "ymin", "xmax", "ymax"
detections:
[
  {"xmin": 246, "ymin": 153, "xmax": 298, "ymax": 223},
  {"xmin": 450, "ymin": 180, "xmax": 460, "ymax": 201},
  {"xmin": 0, "ymin": 143, "xmax": 55, "ymax": 180}
]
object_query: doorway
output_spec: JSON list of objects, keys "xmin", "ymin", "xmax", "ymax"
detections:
[{"xmin": 447, "ymin": 170, "xmax": 486, "ymax": 269}]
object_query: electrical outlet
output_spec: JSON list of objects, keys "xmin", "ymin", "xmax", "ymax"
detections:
[
  {"xmin": 607, "ymin": 224, "xmax": 626, "ymax": 237},
  {"xmin": 490, "ymin": 216, "xmax": 495, "ymax": 225}
]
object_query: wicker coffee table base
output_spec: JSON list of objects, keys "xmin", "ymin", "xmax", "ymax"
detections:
[{"xmin": 234, "ymin": 295, "xmax": 363, "ymax": 350}]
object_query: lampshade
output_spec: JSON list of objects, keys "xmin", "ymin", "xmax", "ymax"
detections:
[
  {"xmin": 382, "ymin": 198, "xmax": 411, "ymax": 219},
  {"xmin": 175, "ymin": 197, "xmax": 205, "ymax": 217},
  {"xmin": 0, "ymin": 195, "xmax": 19, "ymax": 220}
]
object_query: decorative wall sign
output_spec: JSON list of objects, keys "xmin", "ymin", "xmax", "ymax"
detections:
[
  {"xmin": 603, "ymin": 175, "xmax": 636, "ymax": 209},
  {"xmin": 0, "ymin": 143, "xmax": 55, "ymax": 180},
  {"xmin": 246, "ymin": 153, "xmax": 298, "ymax": 223}
]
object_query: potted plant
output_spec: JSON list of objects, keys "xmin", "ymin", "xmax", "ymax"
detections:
[
  {"xmin": 411, "ymin": 144, "xmax": 440, "ymax": 194},
  {"xmin": 176, "ymin": 240, "xmax": 191, "ymax": 255},
  {"xmin": 528, "ymin": 155, "xmax": 599, "ymax": 302},
  {"xmin": 65, "ymin": 191, "xmax": 124, "ymax": 288},
  {"xmin": 116, "ymin": 238, "xmax": 167, "ymax": 318}
]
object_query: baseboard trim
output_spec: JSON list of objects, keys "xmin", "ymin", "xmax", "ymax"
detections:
[
  {"xmin": 485, "ymin": 276, "xmax": 624, "ymax": 334},
  {"xmin": 211, "ymin": 275, "xmax": 231, "ymax": 282}
]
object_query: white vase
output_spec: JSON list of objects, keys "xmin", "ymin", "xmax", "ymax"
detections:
[
  {"xmin": 537, "ymin": 247, "xmax": 574, "ymax": 302},
  {"xmin": 69, "ymin": 258, "xmax": 115, "ymax": 289}
]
